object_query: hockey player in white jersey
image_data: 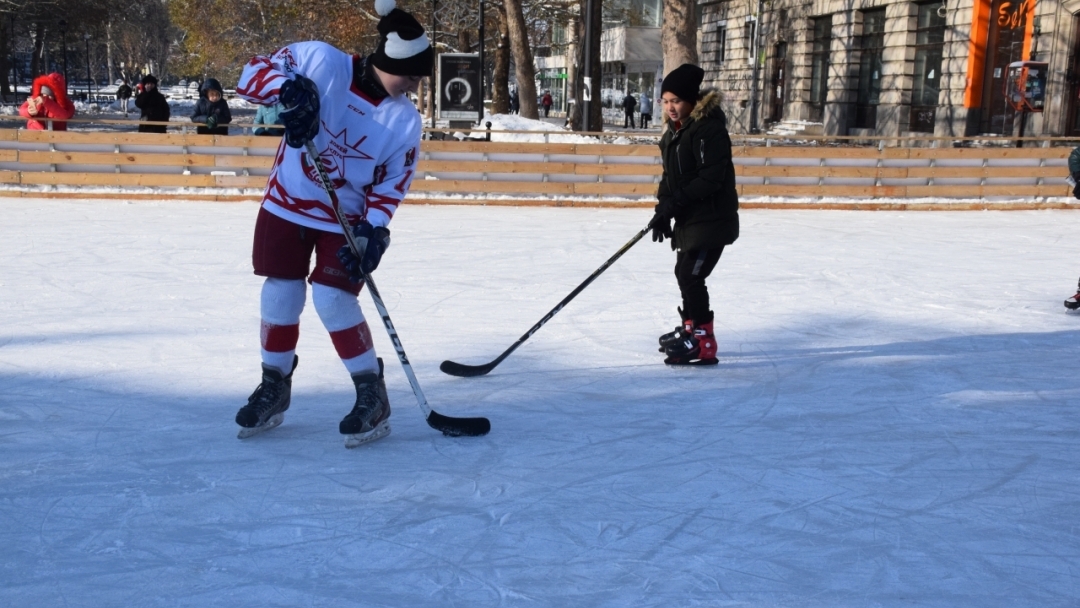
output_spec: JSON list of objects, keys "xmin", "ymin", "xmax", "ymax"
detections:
[{"xmin": 232, "ymin": 0, "xmax": 432, "ymax": 446}]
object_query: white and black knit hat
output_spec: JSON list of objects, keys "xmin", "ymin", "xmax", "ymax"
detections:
[{"xmin": 371, "ymin": 0, "xmax": 433, "ymax": 76}]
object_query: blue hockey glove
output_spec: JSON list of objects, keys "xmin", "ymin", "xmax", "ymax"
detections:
[
  {"xmin": 337, "ymin": 221, "xmax": 391, "ymax": 282},
  {"xmin": 279, "ymin": 76, "xmax": 320, "ymax": 149}
]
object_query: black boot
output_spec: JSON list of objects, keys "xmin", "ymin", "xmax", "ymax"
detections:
[
  {"xmin": 340, "ymin": 358, "xmax": 391, "ymax": 447},
  {"xmin": 236, "ymin": 356, "xmax": 298, "ymax": 438}
]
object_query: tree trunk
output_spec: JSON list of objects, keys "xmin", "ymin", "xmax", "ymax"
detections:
[
  {"xmin": 489, "ymin": 5, "xmax": 510, "ymax": 115},
  {"xmin": 661, "ymin": 0, "xmax": 698, "ymax": 77},
  {"xmin": 565, "ymin": 6, "xmax": 581, "ymax": 130},
  {"xmin": 0, "ymin": 22, "xmax": 10, "ymax": 99},
  {"xmin": 457, "ymin": 29, "xmax": 471, "ymax": 55},
  {"xmin": 584, "ymin": 0, "xmax": 601, "ymax": 131},
  {"xmin": 30, "ymin": 22, "xmax": 44, "ymax": 79},
  {"xmin": 503, "ymin": 0, "xmax": 537, "ymax": 119}
]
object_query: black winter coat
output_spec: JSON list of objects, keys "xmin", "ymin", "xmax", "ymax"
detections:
[
  {"xmin": 191, "ymin": 79, "xmax": 232, "ymax": 135},
  {"xmin": 657, "ymin": 90, "xmax": 739, "ymax": 250},
  {"xmin": 135, "ymin": 89, "xmax": 171, "ymax": 133}
]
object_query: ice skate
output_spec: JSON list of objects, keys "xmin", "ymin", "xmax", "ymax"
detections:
[
  {"xmin": 658, "ymin": 309, "xmax": 692, "ymax": 352},
  {"xmin": 341, "ymin": 359, "xmax": 391, "ymax": 448},
  {"xmin": 664, "ymin": 319, "xmax": 718, "ymax": 366},
  {"xmin": 236, "ymin": 356, "xmax": 298, "ymax": 438},
  {"xmin": 1066, "ymin": 292, "xmax": 1080, "ymax": 310}
]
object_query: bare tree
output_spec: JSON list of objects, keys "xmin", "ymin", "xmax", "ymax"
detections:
[
  {"xmin": 503, "ymin": 0, "xmax": 537, "ymax": 118},
  {"xmin": 489, "ymin": 2, "xmax": 510, "ymax": 114},
  {"xmin": 661, "ymin": 0, "xmax": 697, "ymax": 76}
]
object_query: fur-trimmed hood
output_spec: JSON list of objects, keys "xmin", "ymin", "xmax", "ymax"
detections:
[
  {"xmin": 689, "ymin": 89, "xmax": 724, "ymax": 122},
  {"xmin": 31, "ymin": 73, "xmax": 73, "ymax": 111}
]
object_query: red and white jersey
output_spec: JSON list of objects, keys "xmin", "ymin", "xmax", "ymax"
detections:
[{"xmin": 237, "ymin": 41, "xmax": 421, "ymax": 232}]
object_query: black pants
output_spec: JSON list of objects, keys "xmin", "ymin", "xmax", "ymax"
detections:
[
  {"xmin": 624, "ymin": 112, "xmax": 635, "ymax": 129},
  {"xmin": 641, "ymin": 113, "xmax": 651, "ymax": 129},
  {"xmin": 674, "ymin": 247, "xmax": 724, "ymax": 323}
]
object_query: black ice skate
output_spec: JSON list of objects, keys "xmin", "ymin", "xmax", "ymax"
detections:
[
  {"xmin": 663, "ymin": 320, "xmax": 719, "ymax": 366},
  {"xmin": 1066, "ymin": 292, "xmax": 1080, "ymax": 310},
  {"xmin": 236, "ymin": 356, "xmax": 298, "ymax": 439},
  {"xmin": 340, "ymin": 359, "xmax": 391, "ymax": 448},
  {"xmin": 658, "ymin": 309, "xmax": 692, "ymax": 353}
]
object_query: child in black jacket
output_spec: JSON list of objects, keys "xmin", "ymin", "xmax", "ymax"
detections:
[{"xmin": 190, "ymin": 78, "xmax": 231, "ymax": 135}]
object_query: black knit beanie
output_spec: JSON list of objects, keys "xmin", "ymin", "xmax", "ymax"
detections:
[
  {"xmin": 370, "ymin": 0, "xmax": 434, "ymax": 77},
  {"xmin": 661, "ymin": 64, "xmax": 705, "ymax": 103},
  {"xmin": 141, "ymin": 74, "xmax": 158, "ymax": 86}
]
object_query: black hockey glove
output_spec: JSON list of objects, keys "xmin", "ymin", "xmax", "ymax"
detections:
[
  {"xmin": 1072, "ymin": 176, "xmax": 1080, "ymax": 200},
  {"xmin": 279, "ymin": 76, "xmax": 320, "ymax": 149},
  {"xmin": 338, "ymin": 221, "xmax": 391, "ymax": 282},
  {"xmin": 650, "ymin": 199, "xmax": 673, "ymax": 243},
  {"xmin": 206, "ymin": 115, "xmax": 217, "ymax": 130}
]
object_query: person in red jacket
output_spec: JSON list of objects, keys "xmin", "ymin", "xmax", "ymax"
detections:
[{"xmin": 18, "ymin": 73, "xmax": 76, "ymax": 131}]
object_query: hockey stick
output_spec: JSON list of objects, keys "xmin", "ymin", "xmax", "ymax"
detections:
[
  {"xmin": 440, "ymin": 225, "xmax": 651, "ymax": 377},
  {"xmin": 304, "ymin": 140, "xmax": 490, "ymax": 437}
]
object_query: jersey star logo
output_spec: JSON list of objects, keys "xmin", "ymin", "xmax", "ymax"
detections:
[{"xmin": 301, "ymin": 123, "xmax": 374, "ymax": 190}]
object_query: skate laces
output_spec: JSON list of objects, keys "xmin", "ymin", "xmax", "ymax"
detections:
[
  {"xmin": 247, "ymin": 375, "xmax": 285, "ymax": 414},
  {"xmin": 351, "ymin": 379, "xmax": 385, "ymax": 419}
]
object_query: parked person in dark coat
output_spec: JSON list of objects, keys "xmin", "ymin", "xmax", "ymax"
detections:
[
  {"xmin": 509, "ymin": 88, "xmax": 520, "ymax": 114},
  {"xmin": 190, "ymin": 78, "xmax": 232, "ymax": 135},
  {"xmin": 650, "ymin": 64, "xmax": 739, "ymax": 366},
  {"xmin": 134, "ymin": 74, "xmax": 171, "ymax": 133},
  {"xmin": 622, "ymin": 92, "xmax": 637, "ymax": 128},
  {"xmin": 1064, "ymin": 146, "xmax": 1080, "ymax": 310},
  {"xmin": 116, "ymin": 81, "xmax": 133, "ymax": 115}
]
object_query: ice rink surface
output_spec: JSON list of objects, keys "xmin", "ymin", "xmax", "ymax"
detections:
[{"xmin": 1, "ymin": 200, "xmax": 1078, "ymax": 606}]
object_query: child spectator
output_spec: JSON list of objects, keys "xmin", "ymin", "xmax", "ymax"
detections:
[
  {"xmin": 18, "ymin": 73, "xmax": 75, "ymax": 131},
  {"xmin": 191, "ymin": 78, "xmax": 232, "ymax": 135}
]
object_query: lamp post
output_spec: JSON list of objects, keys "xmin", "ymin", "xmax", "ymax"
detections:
[
  {"xmin": 478, "ymin": 0, "xmax": 484, "ymax": 125},
  {"xmin": 83, "ymin": 32, "xmax": 91, "ymax": 102},
  {"xmin": 57, "ymin": 19, "xmax": 68, "ymax": 83},
  {"xmin": 430, "ymin": 0, "xmax": 437, "ymax": 129},
  {"xmin": 9, "ymin": 15, "xmax": 18, "ymax": 101}
]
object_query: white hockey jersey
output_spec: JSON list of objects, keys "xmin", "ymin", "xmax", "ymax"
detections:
[{"xmin": 236, "ymin": 41, "xmax": 421, "ymax": 232}]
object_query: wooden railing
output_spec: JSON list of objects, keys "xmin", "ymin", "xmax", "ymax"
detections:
[{"xmin": 0, "ymin": 127, "xmax": 1076, "ymax": 208}]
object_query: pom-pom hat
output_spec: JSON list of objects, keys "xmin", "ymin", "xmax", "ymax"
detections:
[
  {"xmin": 371, "ymin": 0, "xmax": 434, "ymax": 77},
  {"xmin": 661, "ymin": 64, "xmax": 705, "ymax": 104}
]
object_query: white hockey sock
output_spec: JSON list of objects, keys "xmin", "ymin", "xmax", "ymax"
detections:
[
  {"xmin": 311, "ymin": 282, "xmax": 379, "ymax": 376},
  {"xmin": 260, "ymin": 278, "xmax": 306, "ymax": 375}
]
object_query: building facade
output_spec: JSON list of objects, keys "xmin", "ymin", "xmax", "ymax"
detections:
[{"xmin": 699, "ymin": 0, "xmax": 1080, "ymax": 137}]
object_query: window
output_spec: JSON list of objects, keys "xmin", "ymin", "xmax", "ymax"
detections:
[
  {"xmin": 746, "ymin": 18, "xmax": 757, "ymax": 66},
  {"xmin": 854, "ymin": 9, "xmax": 886, "ymax": 129},
  {"xmin": 717, "ymin": 22, "xmax": 728, "ymax": 64},
  {"xmin": 809, "ymin": 16, "xmax": 832, "ymax": 122},
  {"xmin": 910, "ymin": 2, "xmax": 946, "ymax": 132}
]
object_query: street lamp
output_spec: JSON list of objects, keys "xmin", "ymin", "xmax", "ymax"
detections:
[
  {"xmin": 9, "ymin": 15, "xmax": 18, "ymax": 101},
  {"xmin": 57, "ymin": 19, "xmax": 68, "ymax": 83},
  {"xmin": 83, "ymin": 32, "xmax": 91, "ymax": 102}
]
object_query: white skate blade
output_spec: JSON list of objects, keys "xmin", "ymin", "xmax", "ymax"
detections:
[
  {"xmin": 237, "ymin": 413, "xmax": 284, "ymax": 439},
  {"xmin": 343, "ymin": 420, "xmax": 391, "ymax": 448}
]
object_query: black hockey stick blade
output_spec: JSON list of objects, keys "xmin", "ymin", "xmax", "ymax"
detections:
[
  {"xmin": 440, "ymin": 359, "xmax": 499, "ymax": 378},
  {"xmin": 440, "ymin": 226, "xmax": 651, "ymax": 378},
  {"xmin": 427, "ymin": 410, "xmax": 491, "ymax": 436}
]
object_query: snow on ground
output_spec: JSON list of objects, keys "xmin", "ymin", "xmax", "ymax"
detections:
[{"xmin": 1, "ymin": 200, "xmax": 1079, "ymax": 606}]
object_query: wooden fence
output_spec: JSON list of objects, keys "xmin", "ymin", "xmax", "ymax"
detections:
[{"xmin": 0, "ymin": 127, "xmax": 1076, "ymax": 209}]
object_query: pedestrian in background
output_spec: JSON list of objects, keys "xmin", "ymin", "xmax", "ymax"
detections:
[
  {"xmin": 135, "ymin": 74, "xmax": 171, "ymax": 134},
  {"xmin": 639, "ymin": 90, "xmax": 652, "ymax": 130}
]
